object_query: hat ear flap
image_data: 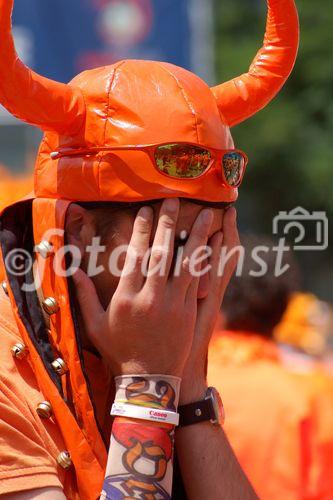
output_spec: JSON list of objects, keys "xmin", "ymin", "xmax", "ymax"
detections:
[
  {"xmin": 212, "ymin": 0, "xmax": 299, "ymax": 127},
  {"xmin": 0, "ymin": 0, "xmax": 85, "ymax": 134}
]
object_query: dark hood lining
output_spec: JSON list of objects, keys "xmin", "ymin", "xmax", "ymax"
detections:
[
  {"xmin": 0, "ymin": 200, "xmax": 63, "ymax": 395},
  {"xmin": 66, "ymin": 271, "xmax": 107, "ymax": 448}
]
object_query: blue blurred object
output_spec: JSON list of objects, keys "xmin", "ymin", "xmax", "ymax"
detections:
[{"xmin": 12, "ymin": 0, "xmax": 209, "ymax": 84}]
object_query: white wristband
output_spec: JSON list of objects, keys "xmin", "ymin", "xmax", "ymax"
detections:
[{"xmin": 111, "ymin": 402, "xmax": 180, "ymax": 426}]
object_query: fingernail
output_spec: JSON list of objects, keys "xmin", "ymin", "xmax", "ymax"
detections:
[
  {"xmin": 217, "ymin": 230, "xmax": 223, "ymax": 243},
  {"xmin": 138, "ymin": 206, "xmax": 153, "ymax": 219},
  {"xmin": 164, "ymin": 198, "xmax": 179, "ymax": 214},
  {"xmin": 201, "ymin": 209, "xmax": 214, "ymax": 225}
]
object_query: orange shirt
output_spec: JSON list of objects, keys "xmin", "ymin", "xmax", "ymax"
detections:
[
  {"xmin": 278, "ymin": 347, "xmax": 333, "ymax": 498},
  {"xmin": 208, "ymin": 331, "xmax": 333, "ymax": 500},
  {"xmin": 0, "ymin": 291, "xmax": 112, "ymax": 497}
]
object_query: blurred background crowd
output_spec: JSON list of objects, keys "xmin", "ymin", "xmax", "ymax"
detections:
[{"xmin": 0, "ymin": 1, "xmax": 332, "ymax": 498}]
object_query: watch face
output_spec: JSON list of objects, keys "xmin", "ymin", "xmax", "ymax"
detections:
[{"xmin": 207, "ymin": 387, "xmax": 225, "ymax": 425}]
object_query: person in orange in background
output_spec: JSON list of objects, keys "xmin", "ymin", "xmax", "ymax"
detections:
[
  {"xmin": 0, "ymin": 164, "xmax": 33, "ymax": 282},
  {"xmin": 274, "ymin": 293, "xmax": 333, "ymax": 496},
  {"xmin": 0, "ymin": 164, "xmax": 33, "ymax": 212},
  {"xmin": 208, "ymin": 235, "xmax": 333, "ymax": 500},
  {"xmin": 275, "ymin": 292, "xmax": 332, "ymax": 367}
]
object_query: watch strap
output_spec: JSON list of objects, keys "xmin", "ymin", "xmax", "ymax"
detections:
[{"xmin": 178, "ymin": 398, "xmax": 212, "ymax": 427}]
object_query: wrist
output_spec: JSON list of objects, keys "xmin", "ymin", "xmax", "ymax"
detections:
[
  {"xmin": 180, "ymin": 359, "xmax": 208, "ymax": 405},
  {"xmin": 115, "ymin": 361, "xmax": 183, "ymax": 378},
  {"xmin": 179, "ymin": 376, "xmax": 208, "ymax": 405}
]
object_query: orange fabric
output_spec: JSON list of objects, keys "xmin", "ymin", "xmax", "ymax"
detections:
[
  {"xmin": 0, "ymin": 292, "xmax": 70, "ymax": 496},
  {"xmin": 295, "ymin": 367, "xmax": 333, "ymax": 498},
  {"xmin": 208, "ymin": 331, "xmax": 333, "ymax": 500},
  {"xmin": 0, "ymin": 291, "xmax": 112, "ymax": 498}
]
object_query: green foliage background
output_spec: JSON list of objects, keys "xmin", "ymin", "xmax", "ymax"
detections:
[{"xmin": 214, "ymin": 0, "xmax": 333, "ymax": 299}]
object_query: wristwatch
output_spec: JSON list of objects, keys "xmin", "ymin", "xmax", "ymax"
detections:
[{"xmin": 178, "ymin": 387, "xmax": 225, "ymax": 427}]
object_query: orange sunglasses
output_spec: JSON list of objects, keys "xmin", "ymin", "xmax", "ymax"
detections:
[{"xmin": 50, "ymin": 142, "xmax": 249, "ymax": 188}]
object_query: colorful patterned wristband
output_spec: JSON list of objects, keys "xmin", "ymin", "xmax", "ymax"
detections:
[{"xmin": 113, "ymin": 374, "xmax": 182, "ymax": 417}]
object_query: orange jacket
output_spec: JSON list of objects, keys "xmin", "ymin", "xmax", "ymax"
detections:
[
  {"xmin": 0, "ymin": 290, "xmax": 114, "ymax": 498},
  {"xmin": 0, "ymin": 291, "xmax": 77, "ymax": 497}
]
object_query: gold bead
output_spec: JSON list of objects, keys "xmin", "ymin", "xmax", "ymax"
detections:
[
  {"xmin": 1, "ymin": 281, "xmax": 9, "ymax": 296},
  {"xmin": 35, "ymin": 240, "xmax": 54, "ymax": 259},
  {"xmin": 57, "ymin": 451, "xmax": 72, "ymax": 470},
  {"xmin": 51, "ymin": 357, "xmax": 68, "ymax": 376},
  {"xmin": 11, "ymin": 343, "xmax": 28, "ymax": 360},
  {"xmin": 42, "ymin": 297, "xmax": 59, "ymax": 315},
  {"xmin": 36, "ymin": 401, "xmax": 53, "ymax": 419}
]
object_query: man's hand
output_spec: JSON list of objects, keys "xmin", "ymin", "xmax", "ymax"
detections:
[
  {"xmin": 180, "ymin": 207, "xmax": 240, "ymax": 403},
  {"xmin": 73, "ymin": 198, "xmax": 214, "ymax": 377}
]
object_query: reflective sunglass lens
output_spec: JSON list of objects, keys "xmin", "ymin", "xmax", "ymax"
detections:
[
  {"xmin": 222, "ymin": 152, "xmax": 245, "ymax": 187},
  {"xmin": 155, "ymin": 144, "xmax": 211, "ymax": 179}
]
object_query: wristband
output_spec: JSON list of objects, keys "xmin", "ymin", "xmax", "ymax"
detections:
[
  {"xmin": 112, "ymin": 374, "xmax": 181, "ymax": 427},
  {"xmin": 111, "ymin": 401, "xmax": 180, "ymax": 426}
]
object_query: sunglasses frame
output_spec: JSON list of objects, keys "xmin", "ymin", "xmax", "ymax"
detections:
[{"xmin": 50, "ymin": 142, "xmax": 249, "ymax": 188}]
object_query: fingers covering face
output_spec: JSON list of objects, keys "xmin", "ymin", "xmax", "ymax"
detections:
[
  {"xmin": 72, "ymin": 268, "xmax": 104, "ymax": 335},
  {"xmin": 144, "ymin": 198, "xmax": 180, "ymax": 291},
  {"xmin": 172, "ymin": 209, "xmax": 214, "ymax": 296},
  {"xmin": 117, "ymin": 206, "xmax": 154, "ymax": 292},
  {"xmin": 216, "ymin": 207, "xmax": 240, "ymax": 300},
  {"xmin": 116, "ymin": 202, "xmax": 238, "ymax": 301}
]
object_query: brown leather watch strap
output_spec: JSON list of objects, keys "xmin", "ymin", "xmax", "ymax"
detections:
[{"xmin": 178, "ymin": 398, "xmax": 213, "ymax": 427}]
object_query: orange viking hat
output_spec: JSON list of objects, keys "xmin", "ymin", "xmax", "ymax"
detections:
[
  {"xmin": 0, "ymin": 1, "xmax": 299, "ymax": 498},
  {"xmin": 0, "ymin": 0, "xmax": 299, "ymax": 203}
]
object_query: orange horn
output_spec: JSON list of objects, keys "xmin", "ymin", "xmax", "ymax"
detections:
[
  {"xmin": 0, "ymin": 0, "xmax": 85, "ymax": 134},
  {"xmin": 212, "ymin": 0, "xmax": 299, "ymax": 127}
]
